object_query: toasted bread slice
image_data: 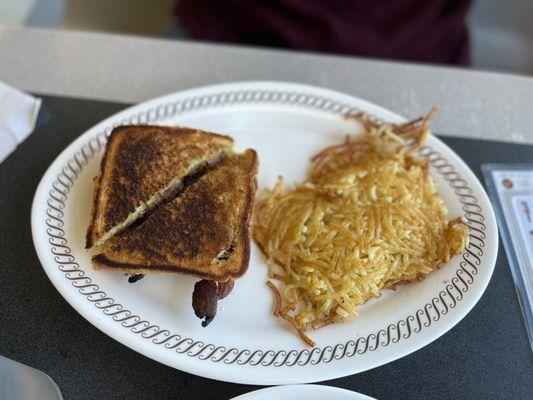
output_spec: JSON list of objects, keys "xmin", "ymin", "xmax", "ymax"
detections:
[
  {"xmin": 86, "ymin": 125, "xmax": 233, "ymax": 248},
  {"xmin": 92, "ymin": 150, "xmax": 258, "ymax": 281}
]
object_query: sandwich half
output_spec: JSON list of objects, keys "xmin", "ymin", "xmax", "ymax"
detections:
[
  {"xmin": 92, "ymin": 149, "xmax": 258, "ymax": 280},
  {"xmin": 85, "ymin": 125, "xmax": 233, "ymax": 249},
  {"xmin": 92, "ymin": 149, "xmax": 258, "ymax": 325}
]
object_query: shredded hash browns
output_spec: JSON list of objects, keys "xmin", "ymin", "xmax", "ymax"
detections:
[{"xmin": 253, "ymin": 108, "xmax": 469, "ymax": 346}]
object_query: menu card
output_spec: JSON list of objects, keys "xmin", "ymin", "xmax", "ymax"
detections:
[{"xmin": 483, "ymin": 164, "xmax": 533, "ymax": 350}]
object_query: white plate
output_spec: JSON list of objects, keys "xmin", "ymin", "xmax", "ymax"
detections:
[
  {"xmin": 231, "ymin": 385, "xmax": 375, "ymax": 400},
  {"xmin": 31, "ymin": 81, "xmax": 498, "ymax": 385}
]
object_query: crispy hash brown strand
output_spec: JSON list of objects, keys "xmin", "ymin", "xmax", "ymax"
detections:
[
  {"xmin": 254, "ymin": 109, "xmax": 469, "ymax": 346},
  {"xmin": 310, "ymin": 107, "xmax": 436, "ymax": 180}
]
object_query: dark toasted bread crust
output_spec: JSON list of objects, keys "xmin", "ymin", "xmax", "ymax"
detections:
[
  {"xmin": 92, "ymin": 150, "xmax": 258, "ymax": 281},
  {"xmin": 85, "ymin": 125, "xmax": 233, "ymax": 248},
  {"xmin": 85, "ymin": 133, "xmax": 111, "ymax": 249},
  {"xmin": 234, "ymin": 152, "xmax": 258, "ymax": 279},
  {"xmin": 92, "ymin": 253, "xmax": 238, "ymax": 281}
]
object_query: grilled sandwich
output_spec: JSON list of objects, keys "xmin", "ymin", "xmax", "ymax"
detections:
[
  {"xmin": 86, "ymin": 125, "xmax": 233, "ymax": 249},
  {"xmin": 87, "ymin": 125, "xmax": 258, "ymax": 326},
  {"xmin": 92, "ymin": 150, "xmax": 258, "ymax": 281}
]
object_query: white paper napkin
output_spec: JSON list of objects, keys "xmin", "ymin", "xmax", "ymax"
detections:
[{"xmin": 0, "ymin": 81, "xmax": 41, "ymax": 163}]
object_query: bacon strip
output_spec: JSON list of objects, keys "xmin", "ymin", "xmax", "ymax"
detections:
[
  {"xmin": 192, "ymin": 279, "xmax": 236, "ymax": 327},
  {"xmin": 192, "ymin": 280, "xmax": 218, "ymax": 327},
  {"xmin": 217, "ymin": 279, "xmax": 234, "ymax": 299}
]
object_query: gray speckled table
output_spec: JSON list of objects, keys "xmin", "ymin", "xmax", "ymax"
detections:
[
  {"xmin": 0, "ymin": 95, "xmax": 532, "ymax": 400},
  {"xmin": 2, "ymin": 25, "xmax": 533, "ymax": 144}
]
